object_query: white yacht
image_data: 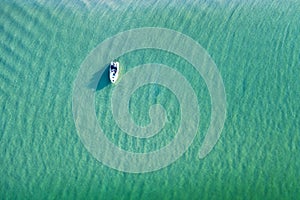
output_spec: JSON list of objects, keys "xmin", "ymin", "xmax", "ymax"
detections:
[{"xmin": 109, "ymin": 61, "xmax": 119, "ymax": 83}]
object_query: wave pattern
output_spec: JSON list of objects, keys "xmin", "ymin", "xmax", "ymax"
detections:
[{"xmin": 1, "ymin": 0, "xmax": 300, "ymax": 199}]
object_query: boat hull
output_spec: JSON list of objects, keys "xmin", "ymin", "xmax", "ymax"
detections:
[{"xmin": 109, "ymin": 62, "xmax": 119, "ymax": 83}]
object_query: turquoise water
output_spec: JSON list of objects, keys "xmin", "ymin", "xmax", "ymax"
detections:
[{"xmin": 1, "ymin": 0, "xmax": 300, "ymax": 199}]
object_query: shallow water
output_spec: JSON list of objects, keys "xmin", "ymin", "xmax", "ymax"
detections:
[{"xmin": 1, "ymin": 0, "xmax": 300, "ymax": 199}]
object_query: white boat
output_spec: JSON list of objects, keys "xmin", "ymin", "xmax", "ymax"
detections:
[{"xmin": 109, "ymin": 61, "xmax": 119, "ymax": 83}]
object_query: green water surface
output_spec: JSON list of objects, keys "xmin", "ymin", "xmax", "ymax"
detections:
[{"xmin": 1, "ymin": 0, "xmax": 300, "ymax": 199}]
